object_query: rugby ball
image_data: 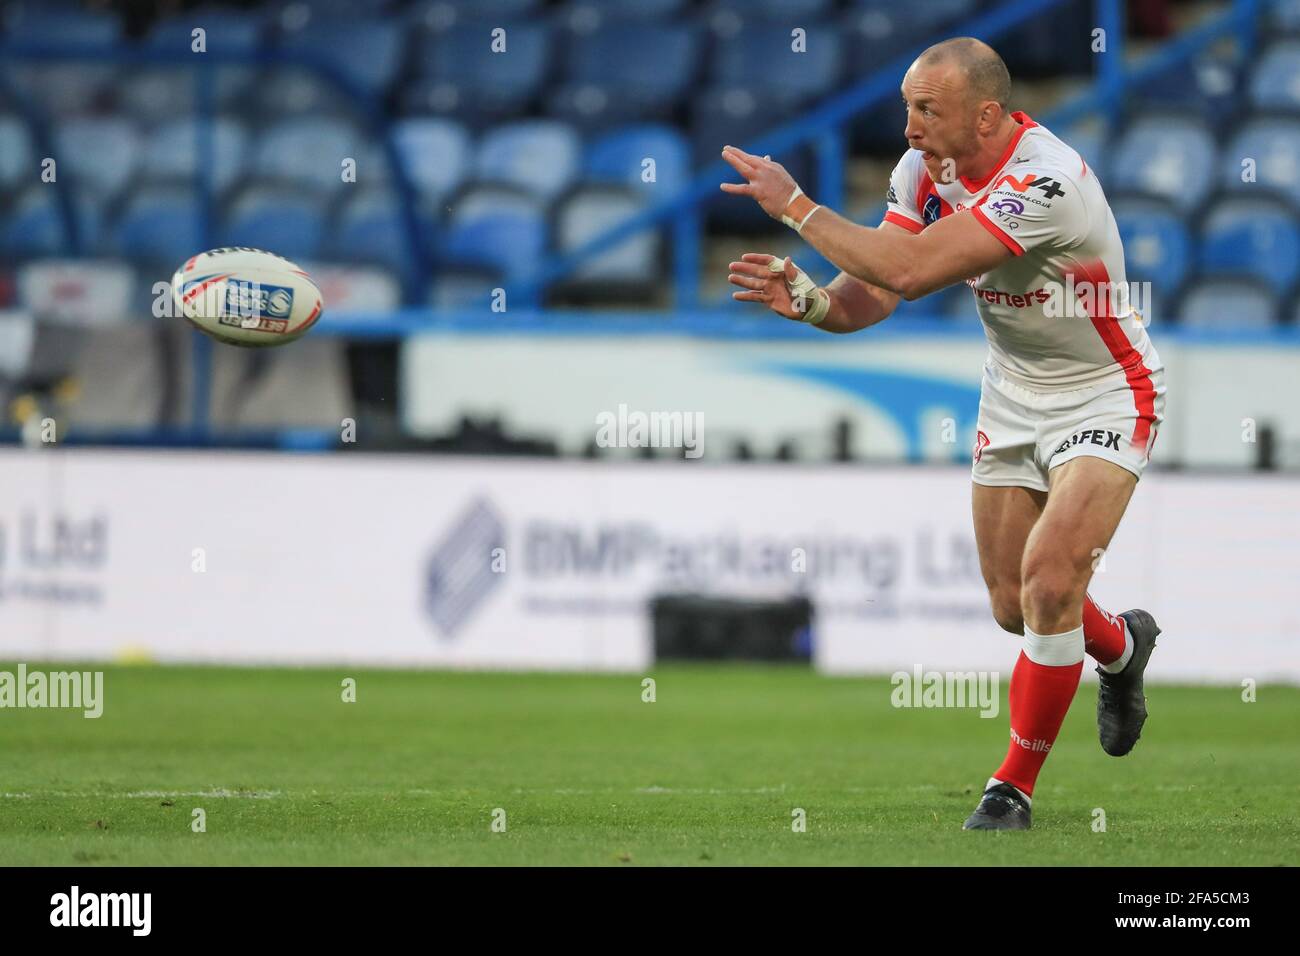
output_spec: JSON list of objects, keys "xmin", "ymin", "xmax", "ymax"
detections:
[{"xmin": 172, "ymin": 247, "xmax": 323, "ymax": 347}]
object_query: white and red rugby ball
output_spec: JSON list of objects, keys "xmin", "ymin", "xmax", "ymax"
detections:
[{"xmin": 172, "ymin": 247, "xmax": 324, "ymax": 347}]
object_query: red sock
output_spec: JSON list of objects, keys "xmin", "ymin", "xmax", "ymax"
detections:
[
  {"xmin": 994, "ymin": 646, "xmax": 1083, "ymax": 797},
  {"xmin": 1082, "ymin": 593, "xmax": 1126, "ymax": 664}
]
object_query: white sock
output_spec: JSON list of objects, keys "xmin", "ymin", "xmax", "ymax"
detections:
[
  {"xmin": 987, "ymin": 777, "xmax": 1031, "ymax": 806},
  {"xmin": 1099, "ymin": 624, "xmax": 1134, "ymax": 674},
  {"xmin": 1023, "ymin": 623, "xmax": 1086, "ymax": 666}
]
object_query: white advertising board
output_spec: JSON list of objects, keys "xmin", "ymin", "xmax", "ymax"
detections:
[{"xmin": 0, "ymin": 449, "xmax": 1295, "ymax": 683}]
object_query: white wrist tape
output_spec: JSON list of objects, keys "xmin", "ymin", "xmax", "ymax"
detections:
[
  {"xmin": 779, "ymin": 185, "xmax": 821, "ymax": 234},
  {"xmin": 768, "ymin": 257, "xmax": 830, "ymax": 326}
]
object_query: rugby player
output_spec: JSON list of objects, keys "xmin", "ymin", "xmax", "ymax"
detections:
[{"xmin": 721, "ymin": 37, "xmax": 1165, "ymax": 830}]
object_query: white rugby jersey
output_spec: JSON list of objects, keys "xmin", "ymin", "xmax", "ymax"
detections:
[{"xmin": 882, "ymin": 111, "xmax": 1162, "ymax": 399}]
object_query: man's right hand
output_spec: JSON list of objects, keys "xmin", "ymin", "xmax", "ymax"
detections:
[{"xmin": 727, "ymin": 253, "xmax": 811, "ymax": 321}]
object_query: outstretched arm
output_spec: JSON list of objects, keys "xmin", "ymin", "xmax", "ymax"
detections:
[{"xmin": 720, "ymin": 145, "xmax": 1014, "ymax": 300}]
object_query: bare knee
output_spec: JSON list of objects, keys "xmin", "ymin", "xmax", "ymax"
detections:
[
  {"xmin": 988, "ymin": 586, "xmax": 1024, "ymax": 635},
  {"xmin": 1020, "ymin": 557, "xmax": 1084, "ymax": 632}
]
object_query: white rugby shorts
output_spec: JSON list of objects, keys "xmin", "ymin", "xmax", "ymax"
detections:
[{"xmin": 971, "ymin": 362, "xmax": 1166, "ymax": 491}]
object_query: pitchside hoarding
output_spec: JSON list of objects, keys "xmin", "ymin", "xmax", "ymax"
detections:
[{"xmin": 0, "ymin": 449, "xmax": 1295, "ymax": 683}]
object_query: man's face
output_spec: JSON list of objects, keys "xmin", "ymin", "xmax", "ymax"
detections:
[{"xmin": 901, "ymin": 62, "xmax": 980, "ymax": 184}]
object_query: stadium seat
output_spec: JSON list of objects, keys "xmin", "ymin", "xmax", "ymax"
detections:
[
  {"xmin": 113, "ymin": 188, "xmax": 204, "ymax": 267},
  {"xmin": 117, "ymin": 69, "xmax": 196, "ymax": 126},
  {"xmin": 475, "ymin": 120, "xmax": 581, "ymax": 201},
  {"xmin": 585, "ymin": 125, "xmax": 692, "ymax": 194},
  {"xmin": 1110, "ymin": 113, "xmax": 1217, "ymax": 213},
  {"xmin": 546, "ymin": 22, "xmax": 702, "ymax": 127},
  {"xmin": 329, "ymin": 189, "xmax": 419, "ymax": 275},
  {"xmin": 1221, "ymin": 119, "xmax": 1300, "ymax": 207},
  {"xmin": 5, "ymin": 64, "xmax": 119, "ymax": 117},
  {"xmin": 709, "ymin": 20, "xmax": 844, "ymax": 111},
  {"xmin": 428, "ymin": 270, "xmax": 504, "ymax": 311},
  {"xmin": 275, "ymin": 16, "xmax": 403, "ymax": 99},
  {"xmin": 1111, "ymin": 197, "xmax": 1194, "ymax": 297},
  {"xmin": 53, "ymin": 117, "xmax": 141, "ymax": 206},
  {"xmin": 554, "ymin": 186, "xmax": 659, "ymax": 285},
  {"xmin": 1061, "ymin": 121, "xmax": 1109, "ymax": 185},
  {"xmin": 391, "ymin": 118, "xmax": 473, "ymax": 208},
  {"xmin": 2, "ymin": 4, "xmax": 122, "ymax": 46},
  {"xmin": 1134, "ymin": 53, "xmax": 1241, "ymax": 131},
  {"xmin": 1248, "ymin": 41, "xmax": 1300, "ymax": 113},
  {"xmin": 221, "ymin": 188, "xmax": 327, "ymax": 261},
  {"xmin": 0, "ymin": 187, "xmax": 102, "ymax": 258},
  {"xmin": 1177, "ymin": 279, "xmax": 1279, "ymax": 329},
  {"xmin": 441, "ymin": 187, "xmax": 547, "ymax": 278},
  {"xmin": 1270, "ymin": 0, "xmax": 1300, "ymax": 35},
  {"xmin": 143, "ymin": 117, "xmax": 249, "ymax": 195},
  {"xmin": 404, "ymin": 18, "xmax": 551, "ymax": 123},
  {"xmin": 0, "ymin": 115, "xmax": 35, "ymax": 193},
  {"xmin": 143, "ymin": 7, "xmax": 267, "ymax": 52},
  {"xmin": 252, "ymin": 117, "xmax": 381, "ymax": 196},
  {"xmin": 1198, "ymin": 198, "xmax": 1300, "ymax": 295},
  {"xmin": 409, "ymin": 0, "xmax": 544, "ymax": 28},
  {"xmin": 561, "ymin": 0, "xmax": 688, "ymax": 32}
]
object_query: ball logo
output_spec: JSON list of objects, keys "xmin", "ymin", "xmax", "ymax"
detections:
[{"xmin": 267, "ymin": 289, "xmax": 293, "ymax": 318}]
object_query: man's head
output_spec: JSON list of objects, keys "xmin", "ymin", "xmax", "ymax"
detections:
[{"xmin": 900, "ymin": 37, "xmax": 1015, "ymax": 184}]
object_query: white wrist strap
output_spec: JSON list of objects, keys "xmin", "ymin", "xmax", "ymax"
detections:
[
  {"xmin": 768, "ymin": 257, "xmax": 829, "ymax": 326},
  {"xmin": 779, "ymin": 185, "xmax": 822, "ymax": 234}
]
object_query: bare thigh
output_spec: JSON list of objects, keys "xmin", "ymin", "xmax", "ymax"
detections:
[
  {"xmin": 1020, "ymin": 456, "xmax": 1138, "ymax": 634},
  {"xmin": 972, "ymin": 482, "xmax": 1047, "ymax": 634}
]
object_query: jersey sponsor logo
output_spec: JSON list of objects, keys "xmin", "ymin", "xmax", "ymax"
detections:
[
  {"xmin": 1054, "ymin": 428, "xmax": 1124, "ymax": 455},
  {"xmin": 970, "ymin": 286, "xmax": 1053, "ymax": 308},
  {"xmin": 923, "ymin": 193, "xmax": 942, "ymax": 225},
  {"xmin": 988, "ymin": 197, "xmax": 1024, "ymax": 215},
  {"xmin": 992, "ymin": 173, "xmax": 1066, "ymax": 199},
  {"xmin": 973, "ymin": 429, "xmax": 990, "ymax": 464}
]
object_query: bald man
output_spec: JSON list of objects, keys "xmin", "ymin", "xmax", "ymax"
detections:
[{"xmin": 722, "ymin": 38, "xmax": 1166, "ymax": 831}]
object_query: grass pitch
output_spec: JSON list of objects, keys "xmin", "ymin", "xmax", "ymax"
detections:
[{"xmin": 1, "ymin": 663, "xmax": 1296, "ymax": 866}]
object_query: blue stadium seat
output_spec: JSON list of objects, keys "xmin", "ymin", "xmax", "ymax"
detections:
[
  {"xmin": 428, "ymin": 270, "xmax": 503, "ymax": 311},
  {"xmin": 441, "ymin": 187, "xmax": 547, "ymax": 278},
  {"xmin": 1220, "ymin": 119, "xmax": 1300, "ymax": 207},
  {"xmin": 144, "ymin": 7, "xmax": 267, "ymax": 52},
  {"xmin": 554, "ymin": 187, "xmax": 659, "ymax": 283},
  {"xmin": 53, "ymin": 118, "xmax": 141, "ymax": 205},
  {"xmin": 1248, "ymin": 41, "xmax": 1300, "ymax": 112},
  {"xmin": 1198, "ymin": 198, "xmax": 1300, "ymax": 295},
  {"xmin": 276, "ymin": 17, "xmax": 403, "ymax": 97},
  {"xmin": 1111, "ymin": 198, "xmax": 1194, "ymax": 295},
  {"xmin": 257, "ymin": 67, "xmax": 356, "ymax": 118},
  {"xmin": 1177, "ymin": 279, "xmax": 1279, "ymax": 329},
  {"xmin": 117, "ymin": 69, "xmax": 195, "ymax": 125},
  {"xmin": 252, "ymin": 117, "xmax": 380, "ymax": 196},
  {"xmin": 409, "ymin": 0, "xmax": 543, "ymax": 27},
  {"xmin": 1135, "ymin": 53, "xmax": 1241, "ymax": 130},
  {"xmin": 113, "ymin": 188, "xmax": 204, "ymax": 266},
  {"xmin": 221, "ymin": 189, "xmax": 327, "ymax": 260},
  {"xmin": 392, "ymin": 118, "xmax": 473, "ymax": 208},
  {"xmin": 475, "ymin": 121, "xmax": 581, "ymax": 201},
  {"xmin": 710, "ymin": 21, "xmax": 844, "ymax": 110},
  {"xmin": 1270, "ymin": 0, "xmax": 1300, "ymax": 35},
  {"xmin": 547, "ymin": 22, "xmax": 702, "ymax": 127},
  {"xmin": 329, "ymin": 190, "xmax": 416, "ymax": 274},
  {"xmin": 1110, "ymin": 114, "xmax": 1216, "ymax": 214},
  {"xmin": 144, "ymin": 118, "xmax": 249, "ymax": 195},
  {"xmin": 561, "ymin": 0, "xmax": 688, "ymax": 32},
  {"xmin": 405, "ymin": 19, "xmax": 551, "ymax": 122},
  {"xmin": 6, "ymin": 64, "xmax": 119, "ymax": 117},
  {"xmin": 585, "ymin": 125, "xmax": 692, "ymax": 194},
  {"xmin": 1061, "ymin": 122, "xmax": 1108, "ymax": 185},
  {"xmin": 3, "ymin": 5, "xmax": 122, "ymax": 46},
  {"xmin": 0, "ymin": 187, "xmax": 102, "ymax": 258},
  {"xmin": 0, "ymin": 116, "xmax": 35, "ymax": 193}
]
